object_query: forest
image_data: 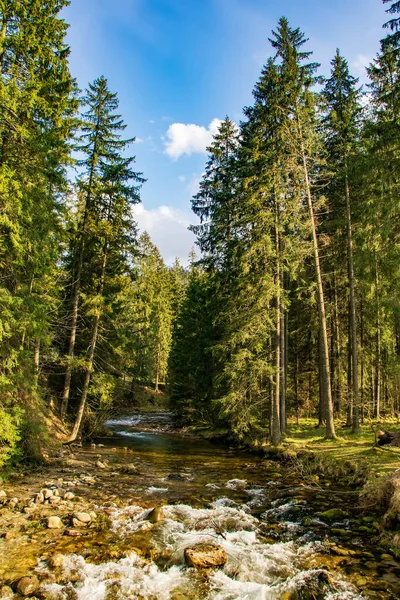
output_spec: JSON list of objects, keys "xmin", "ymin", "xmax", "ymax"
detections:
[{"xmin": 0, "ymin": 0, "xmax": 399, "ymax": 467}]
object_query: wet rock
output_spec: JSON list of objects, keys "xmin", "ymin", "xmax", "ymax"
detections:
[
  {"xmin": 0, "ymin": 585, "xmax": 13, "ymax": 598},
  {"xmin": 48, "ymin": 554, "xmax": 65, "ymax": 568},
  {"xmin": 0, "ymin": 490, "xmax": 7, "ymax": 503},
  {"xmin": 49, "ymin": 495, "xmax": 61, "ymax": 505},
  {"xmin": 320, "ymin": 508, "xmax": 349, "ymax": 522},
  {"xmin": 73, "ymin": 512, "xmax": 91, "ymax": 523},
  {"xmin": 121, "ymin": 464, "xmax": 137, "ymax": 474},
  {"xmin": 47, "ymin": 516, "xmax": 63, "ymax": 529},
  {"xmin": 147, "ymin": 507, "xmax": 164, "ymax": 523},
  {"xmin": 184, "ymin": 543, "xmax": 227, "ymax": 569},
  {"xmin": 42, "ymin": 489, "xmax": 53, "ymax": 500},
  {"xmin": 35, "ymin": 492, "xmax": 44, "ymax": 504},
  {"xmin": 15, "ymin": 575, "xmax": 39, "ymax": 596},
  {"xmin": 96, "ymin": 461, "xmax": 107, "ymax": 469},
  {"xmin": 64, "ymin": 528, "xmax": 83, "ymax": 537},
  {"xmin": 64, "ymin": 491, "xmax": 75, "ymax": 501}
]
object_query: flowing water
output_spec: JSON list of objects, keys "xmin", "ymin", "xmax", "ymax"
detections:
[{"xmin": 40, "ymin": 413, "xmax": 399, "ymax": 600}]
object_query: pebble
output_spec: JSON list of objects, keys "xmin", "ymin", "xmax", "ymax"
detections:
[
  {"xmin": 65, "ymin": 529, "xmax": 83, "ymax": 537},
  {"xmin": 49, "ymin": 554, "xmax": 65, "ymax": 568},
  {"xmin": 96, "ymin": 461, "xmax": 107, "ymax": 469},
  {"xmin": 64, "ymin": 492, "xmax": 75, "ymax": 501},
  {"xmin": 42, "ymin": 489, "xmax": 53, "ymax": 500},
  {"xmin": 49, "ymin": 496, "xmax": 61, "ymax": 505},
  {"xmin": 0, "ymin": 585, "xmax": 13, "ymax": 598},
  {"xmin": 47, "ymin": 516, "xmax": 63, "ymax": 529},
  {"xmin": 16, "ymin": 575, "xmax": 40, "ymax": 596},
  {"xmin": 72, "ymin": 512, "xmax": 91, "ymax": 526},
  {"xmin": 0, "ymin": 490, "xmax": 6, "ymax": 503},
  {"xmin": 35, "ymin": 492, "xmax": 44, "ymax": 504}
]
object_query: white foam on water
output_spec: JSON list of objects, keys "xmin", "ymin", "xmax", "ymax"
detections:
[
  {"xmin": 206, "ymin": 483, "xmax": 220, "ymax": 489},
  {"xmin": 106, "ymin": 416, "xmax": 141, "ymax": 427},
  {"xmin": 147, "ymin": 486, "xmax": 169, "ymax": 494},
  {"xmin": 42, "ymin": 553, "xmax": 185, "ymax": 600},
  {"xmin": 43, "ymin": 504, "xmax": 364, "ymax": 600}
]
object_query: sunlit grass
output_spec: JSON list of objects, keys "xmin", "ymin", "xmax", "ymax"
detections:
[{"xmin": 284, "ymin": 418, "xmax": 400, "ymax": 475}]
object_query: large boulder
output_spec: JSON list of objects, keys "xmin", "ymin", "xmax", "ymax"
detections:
[{"xmin": 184, "ymin": 543, "xmax": 227, "ymax": 569}]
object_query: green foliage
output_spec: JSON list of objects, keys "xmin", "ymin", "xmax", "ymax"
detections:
[{"xmin": 0, "ymin": 405, "xmax": 22, "ymax": 468}]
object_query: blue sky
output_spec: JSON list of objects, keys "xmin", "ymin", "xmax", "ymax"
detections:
[{"xmin": 64, "ymin": 0, "xmax": 385, "ymax": 263}]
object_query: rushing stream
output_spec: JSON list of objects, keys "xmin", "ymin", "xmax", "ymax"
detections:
[{"xmin": 36, "ymin": 413, "xmax": 400, "ymax": 599}]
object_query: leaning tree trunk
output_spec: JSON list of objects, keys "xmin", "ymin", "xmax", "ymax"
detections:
[
  {"xmin": 61, "ymin": 244, "xmax": 84, "ymax": 418},
  {"xmin": 300, "ymin": 143, "xmax": 336, "ymax": 439},
  {"xmin": 68, "ymin": 247, "xmax": 107, "ymax": 442}
]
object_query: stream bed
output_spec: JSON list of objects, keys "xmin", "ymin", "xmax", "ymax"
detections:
[{"xmin": 1, "ymin": 412, "xmax": 399, "ymax": 599}]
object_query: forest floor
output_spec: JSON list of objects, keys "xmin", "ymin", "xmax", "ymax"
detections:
[{"xmin": 282, "ymin": 418, "xmax": 400, "ymax": 479}]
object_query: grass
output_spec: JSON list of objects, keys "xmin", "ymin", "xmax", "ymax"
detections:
[{"xmin": 283, "ymin": 418, "xmax": 400, "ymax": 477}]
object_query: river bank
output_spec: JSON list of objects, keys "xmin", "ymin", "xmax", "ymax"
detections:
[{"xmin": 0, "ymin": 412, "xmax": 399, "ymax": 599}]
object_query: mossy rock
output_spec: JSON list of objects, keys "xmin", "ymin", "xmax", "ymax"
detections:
[
  {"xmin": 358, "ymin": 525, "xmax": 374, "ymax": 533},
  {"xmin": 331, "ymin": 528, "xmax": 350, "ymax": 537},
  {"xmin": 320, "ymin": 508, "xmax": 349, "ymax": 522},
  {"xmin": 362, "ymin": 516, "xmax": 374, "ymax": 523}
]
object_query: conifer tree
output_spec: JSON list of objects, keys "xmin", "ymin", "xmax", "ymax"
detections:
[
  {"xmin": 323, "ymin": 50, "xmax": 362, "ymax": 431},
  {"xmin": 61, "ymin": 76, "xmax": 135, "ymax": 417},
  {"xmin": 383, "ymin": 0, "xmax": 400, "ymax": 46},
  {"xmin": 0, "ymin": 0, "xmax": 76, "ymax": 455}
]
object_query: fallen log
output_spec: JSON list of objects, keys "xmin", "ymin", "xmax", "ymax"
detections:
[{"xmin": 376, "ymin": 430, "xmax": 400, "ymax": 447}]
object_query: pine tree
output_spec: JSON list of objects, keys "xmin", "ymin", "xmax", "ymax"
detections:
[
  {"xmin": 383, "ymin": 0, "xmax": 400, "ymax": 46},
  {"xmin": 61, "ymin": 76, "xmax": 135, "ymax": 417},
  {"xmin": 68, "ymin": 154, "xmax": 143, "ymax": 440},
  {"xmin": 323, "ymin": 50, "xmax": 362, "ymax": 431},
  {"xmin": 0, "ymin": 0, "xmax": 76, "ymax": 458}
]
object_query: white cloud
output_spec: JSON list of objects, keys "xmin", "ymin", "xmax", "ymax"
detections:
[
  {"xmin": 134, "ymin": 137, "xmax": 144, "ymax": 143},
  {"xmin": 178, "ymin": 175, "xmax": 186, "ymax": 183},
  {"xmin": 149, "ymin": 119, "xmax": 155, "ymax": 124},
  {"xmin": 164, "ymin": 118, "xmax": 222, "ymax": 160},
  {"xmin": 133, "ymin": 204, "xmax": 197, "ymax": 265},
  {"xmin": 187, "ymin": 173, "xmax": 203, "ymax": 196},
  {"xmin": 352, "ymin": 54, "xmax": 371, "ymax": 81}
]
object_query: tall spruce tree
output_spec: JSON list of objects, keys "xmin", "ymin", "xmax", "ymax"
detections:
[
  {"xmin": 323, "ymin": 50, "xmax": 362, "ymax": 431},
  {"xmin": 61, "ymin": 76, "xmax": 135, "ymax": 417},
  {"xmin": 0, "ymin": 0, "xmax": 76, "ymax": 459}
]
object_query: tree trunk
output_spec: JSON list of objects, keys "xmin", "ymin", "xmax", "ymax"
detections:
[
  {"xmin": 300, "ymin": 141, "xmax": 336, "ymax": 439},
  {"xmin": 61, "ymin": 116, "xmax": 100, "ymax": 418},
  {"xmin": 68, "ymin": 246, "xmax": 107, "ymax": 442},
  {"xmin": 61, "ymin": 247, "xmax": 83, "ymax": 417},
  {"xmin": 375, "ymin": 256, "xmax": 381, "ymax": 419},
  {"xmin": 333, "ymin": 274, "xmax": 342, "ymax": 413},
  {"xmin": 345, "ymin": 169, "xmax": 359, "ymax": 432},
  {"xmin": 271, "ymin": 207, "xmax": 282, "ymax": 445}
]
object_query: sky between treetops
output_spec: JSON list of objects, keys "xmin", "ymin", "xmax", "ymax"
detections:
[{"xmin": 64, "ymin": 0, "xmax": 384, "ymax": 264}]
